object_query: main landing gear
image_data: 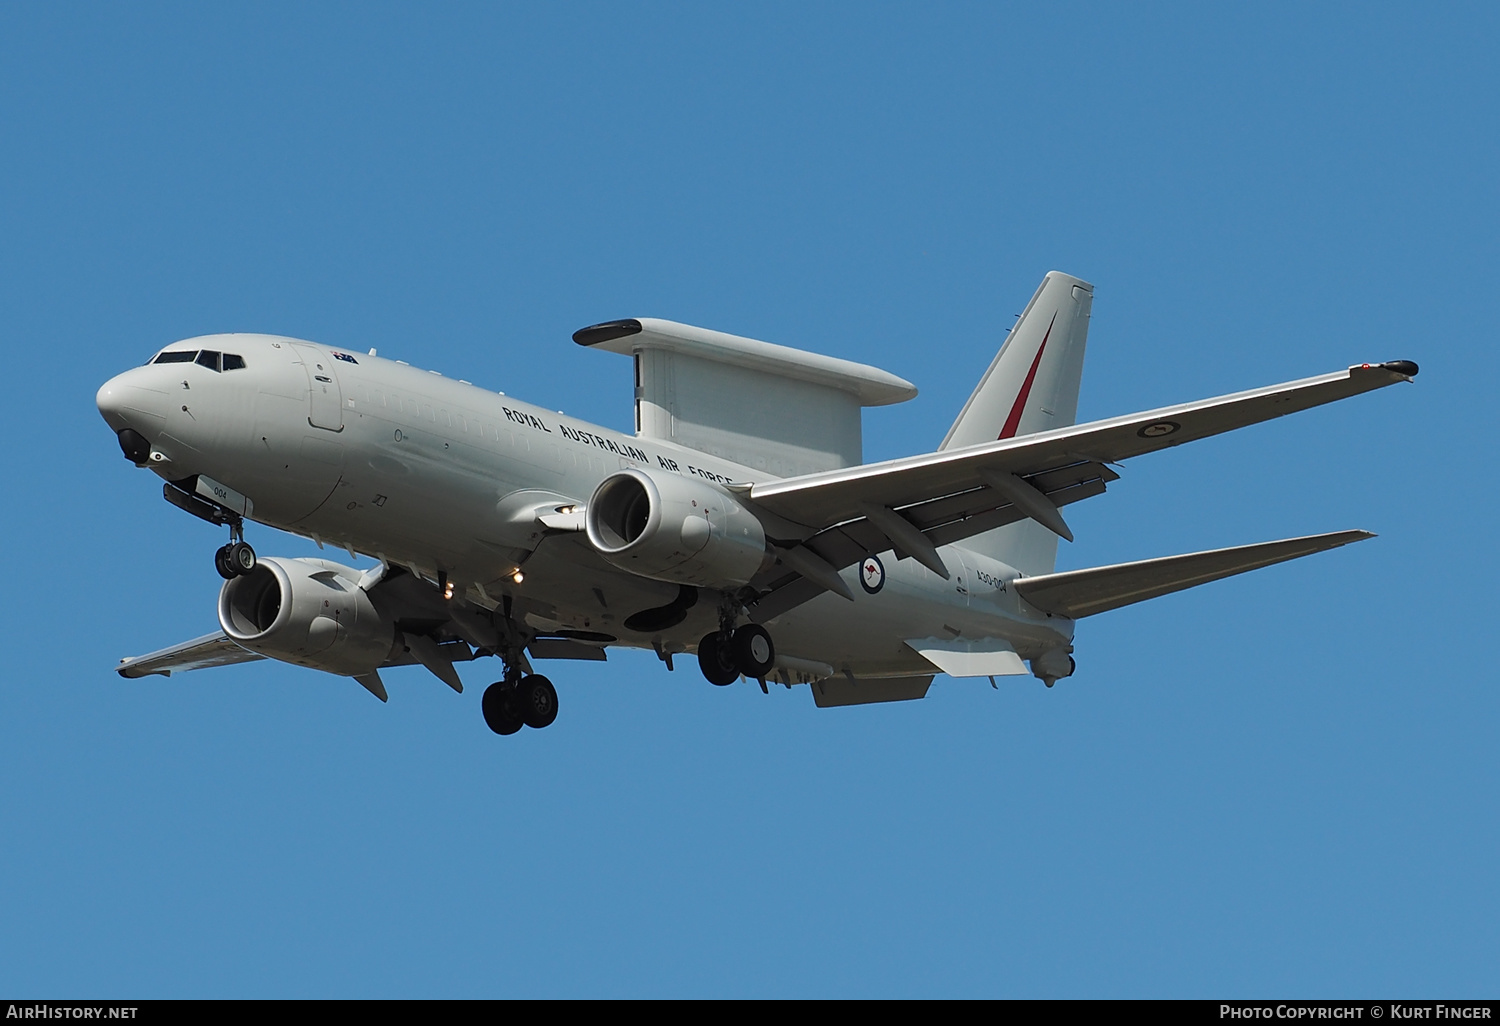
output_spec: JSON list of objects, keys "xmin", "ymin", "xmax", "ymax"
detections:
[
  {"xmin": 213, "ymin": 519, "xmax": 257, "ymax": 581},
  {"xmin": 481, "ymin": 674, "xmax": 558, "ymax": 735},
  {"xmin": 697, "ymin": 623, "xmax": 775, "ymax": 686}
]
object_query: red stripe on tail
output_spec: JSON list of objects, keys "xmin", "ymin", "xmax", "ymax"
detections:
[{"xmin": 998, "ymin": 313, "xmax": 1055, "ymax": 439}]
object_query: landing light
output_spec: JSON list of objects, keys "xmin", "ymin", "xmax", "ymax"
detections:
[
  {"xmin": 442, "ymin": 581, "xmax": 454, "ymax": 600},
  {"xmin": 512, "ymin": 570, "xmax": 525, "ymax": 584}
]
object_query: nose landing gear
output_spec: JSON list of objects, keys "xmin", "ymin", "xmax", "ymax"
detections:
[{"xmin": 213, "ymin": 520, "xmax": 257, "ymax": 581}]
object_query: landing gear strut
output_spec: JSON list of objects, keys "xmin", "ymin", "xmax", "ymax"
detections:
[
  {"xmin": 479, "ymin": 617, "xmax": 560, "ymax": 736},
  {"xmin": 213, "ymin": 519, "xmax": 256, "ymax": 580}
]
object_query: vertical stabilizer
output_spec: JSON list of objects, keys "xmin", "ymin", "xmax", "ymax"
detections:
[{"xmin": 942, "ymin": 272, "xmax": 1093, "ymax": 575}]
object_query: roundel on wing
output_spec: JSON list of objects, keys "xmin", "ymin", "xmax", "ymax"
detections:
[
  {"xmin": 860, "ymin": 554, "xmax": 886, "ymax": 594},
  {"xmin": 1137, "ymin": 420, "xmax": 1181, "ymax": 439}
]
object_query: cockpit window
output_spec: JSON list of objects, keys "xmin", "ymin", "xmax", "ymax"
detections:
[{"xmin": 150, "ymin": 349, "xmax": 244, "ymax": 371}]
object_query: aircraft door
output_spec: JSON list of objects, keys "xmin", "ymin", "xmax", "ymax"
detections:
[{"xmin": 290, "ymin": 344, "xmax": 344, "ymax": 432}]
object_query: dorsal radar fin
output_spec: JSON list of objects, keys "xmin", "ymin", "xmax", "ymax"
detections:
[{"xmin": 573, "ymin": 318, "xmax": 916, "ymax": 478}]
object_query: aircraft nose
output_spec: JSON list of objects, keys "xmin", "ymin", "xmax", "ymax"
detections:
[
  {"xmin": 97, "ymin": 369, "xmax": 169, "ymax": 461},
  {"xmin": 95, "ymin": 377, "xmax": 127, "ymax": 423}
]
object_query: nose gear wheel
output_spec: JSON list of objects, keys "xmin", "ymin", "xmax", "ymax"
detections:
[
  {"xmin": 211, "ymin": 513, "xmax": 255, "ymax": 580},
  {"xmin": 213, "ymin": 540, "xmax": 257, "ymax": 580}
]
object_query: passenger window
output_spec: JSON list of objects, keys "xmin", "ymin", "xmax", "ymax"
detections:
[
  {"xmin": 222, "ymin": 353, "xmax": 246, "ymax": 371},
  {"xmin": 196, "ymin": 350, "xmax": 222, "ymax": 371},
  {"xmin": 154, "ymin": 351, "xmax": 196, "ymax": 364}
]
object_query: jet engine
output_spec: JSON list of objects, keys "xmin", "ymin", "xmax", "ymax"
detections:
[
  {"xmin": 218, "ymin": 557, "xmax": 396, "ymax": 676},
  {"xmin": 585, "ymin": 468, "xmax": 768, "ymax": 588}
]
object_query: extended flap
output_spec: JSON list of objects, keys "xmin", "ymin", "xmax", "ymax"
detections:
[
  {"xmin": 906, "ymin": 637, "xmax": 1029, "ymax": 678},
  {"xmin": 528, "ymin": 638, "xmax": 609, "ymax": 661},
  {"xmin": 811, "ymin": 674, "xmax": 933, "ymax": 708}
]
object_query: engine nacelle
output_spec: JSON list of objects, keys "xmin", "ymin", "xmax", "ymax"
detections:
[
  {"xmin": 218, "ymin": 557, "xmax": 396, "ymax": 676},
  {"xmin": 585, "ymin": 468, "xmax": 768, "ymax": 588}
]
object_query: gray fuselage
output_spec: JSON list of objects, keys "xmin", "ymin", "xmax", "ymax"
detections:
[{"xmin": 96, "ymin": 333, "xmax": 1073, "ymax": 680}]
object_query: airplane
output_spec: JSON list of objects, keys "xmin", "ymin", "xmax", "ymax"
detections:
[{"xmin": 95, "ymin": 272, "xmax": 1417, "ymax": 735}]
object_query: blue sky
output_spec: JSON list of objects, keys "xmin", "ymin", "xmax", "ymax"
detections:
[{"xmin": 2, "ymin": 3, "xmax": 1496, "ymax": 997}]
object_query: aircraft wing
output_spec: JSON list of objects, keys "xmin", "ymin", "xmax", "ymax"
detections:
[
  {"xmin": 744, "ymin": 362, "xmax": 1414, "ymax": 618},
  {"xmin": 117, "ymin": 632, "xmax": 266, "ymax": 678}
]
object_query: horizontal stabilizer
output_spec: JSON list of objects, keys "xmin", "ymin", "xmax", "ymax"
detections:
[{"xmin": 1013, "ymin": 530, "xmax": 1375, "ymax": 619}]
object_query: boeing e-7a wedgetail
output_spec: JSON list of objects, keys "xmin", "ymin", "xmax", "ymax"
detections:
[{"xmin": 96, "ymin": 272, "xmax": 1417, "ymax": 735}]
